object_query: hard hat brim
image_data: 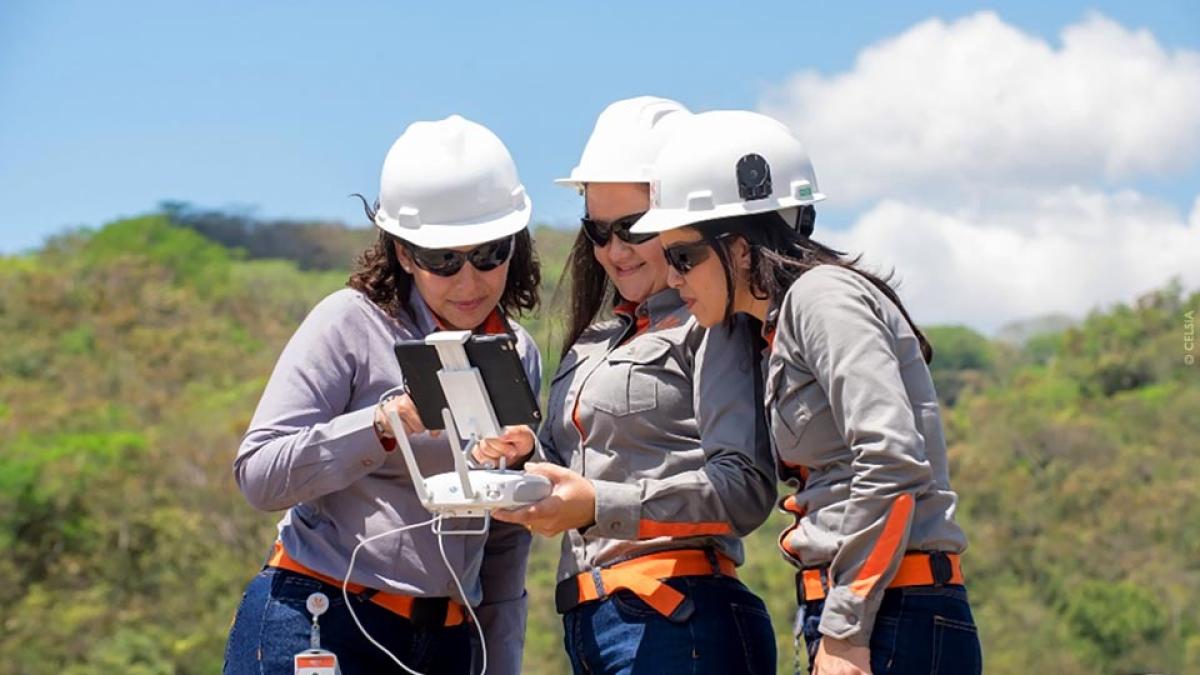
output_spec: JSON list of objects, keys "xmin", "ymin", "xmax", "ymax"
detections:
[
  {"xmin": 376, "ymin": 194, "xmax": 533, "ymax": 249},
  {"xmin": 553, "ymin": 174, "xmax": 653, "ymax": 189},
  {"xmin": 630, "ymin": 193, "xmax": 826, "ymax": 234}
]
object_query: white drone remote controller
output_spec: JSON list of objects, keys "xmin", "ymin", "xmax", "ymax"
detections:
[
  {"xmin": 387, "ymin": 330, "xmax": 553, "ymax": 521},
  {"xmin": 424, "ymin": 469, "xmax": 551, "ymax": 517},
  {"xmin": 387, "ymin": 408, "xmax": 552, "ymax": 518}
]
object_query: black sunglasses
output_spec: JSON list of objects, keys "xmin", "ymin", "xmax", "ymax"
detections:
[
  {"xmin": 403, "ymin": 235, "xmax": 515, "ymax": 277},
  {"xmin": 663, "ymin": 234, "xmax": 733, "ymax": 275},
  {"xmin": 580, "ymin": 211, "xmax": 657, "ymax": 247}
]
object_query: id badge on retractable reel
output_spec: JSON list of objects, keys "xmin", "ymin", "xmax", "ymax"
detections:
[
  {"xmin": 295, "ymin": 592, "xmax": 340, "ymax": 675},
  {"xmin": 294, "ymin": 650, "xmax": 338, "ymax": 675}
]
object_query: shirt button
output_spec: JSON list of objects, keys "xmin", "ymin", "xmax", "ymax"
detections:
[
  {"xmin": 847, "ymin": 615, "xmax": 858, "ymax": 625},
  {"xmin": 610, "ymin": 521, "xmax": 622, "ymax": 531},
  {"xmin": 361, "ymin": 458, "xmax": 374, "ymax": 468}
]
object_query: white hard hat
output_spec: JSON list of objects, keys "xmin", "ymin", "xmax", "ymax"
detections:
[
  {"xmin": 555, "ymin": 96, "xmax": 691, "ymax": 189},
  {"xmin": 374, "ymin": 115, "xmax": 532, "ymax": 249},
  {"xmin": 631, "ymin": 110, "xmax": 826, "ymax": 234}
]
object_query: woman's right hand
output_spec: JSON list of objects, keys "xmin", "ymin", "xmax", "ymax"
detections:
[
  {"xmin": 374, "ymin": 394, "xmax": 430, "ymax": 440},
  {"xmin": 813, "ymin": 637, "xmax": 872, "ymax": 675},
  {"xmin": 471, "ymin": 425, "xmax": 536, "ymax": 467},
  {"xmin": 492, "ymin": 463, "xmax": 597, "ymax": 536}
]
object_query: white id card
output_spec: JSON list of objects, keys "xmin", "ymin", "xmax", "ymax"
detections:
[{"xmin": 294, "ymin": 648, "xmax": 339, "ymax": 675}]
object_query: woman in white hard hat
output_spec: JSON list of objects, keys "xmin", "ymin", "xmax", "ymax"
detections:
[
  {"xmin": 493, "ymin": 97, "xmax": 779, "ymax": 674},
  {"xmin": 632, "ymin": 110, "xmax": 982, "ymax": 675},
  {"xmin": 224, "ymin": 115, "xmax": 542, "ymax": 675}
]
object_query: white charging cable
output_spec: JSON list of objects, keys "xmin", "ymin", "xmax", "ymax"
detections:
[
  {"xmin": 337, "ymin": 388, "xmax": 491, "ymax": 675},
  {"xmin": 340, "ymin": 517, "xmax": 489, "ymax": 675}
]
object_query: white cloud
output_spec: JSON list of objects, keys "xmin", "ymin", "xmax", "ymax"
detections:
[
  {"xmin": 819, "ymin": 188, "xmax": 1200, "ymax": 332},
  {"xmin": 760, "ymin": 12, "xmax": 1200, "ymax": 205},
  {"xmin": 758, "ymin": 12, "xmax": 1200, "ymax": 329}
]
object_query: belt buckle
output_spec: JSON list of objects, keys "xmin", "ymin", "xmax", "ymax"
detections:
[
  {"xmin": 795, "ymin": 568, "xmax": 828, "ymax": 604},
  {"xmin": 410, "ymin": 597, "xmax": 450, "ymax": 628},
  {"xmin": 929, "ymin": 552, "xmax": 953, "ymax": 586}
]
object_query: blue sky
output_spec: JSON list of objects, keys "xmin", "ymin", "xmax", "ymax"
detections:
[{"xmin": 1, "ymin": 1, "xmax": 1196, "ymax": 255}]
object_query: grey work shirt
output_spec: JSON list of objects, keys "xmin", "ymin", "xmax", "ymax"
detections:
[
  {"xmin": 765, "ymin": 265, "xmax": 968, "ymax": 646},
  {"xmin": 538, "ymin": 287, "xmax": 776, "ymax": 583},
  {"xmin": 234, "ymin": 286, "xmax": 540, "ymax": 675}
]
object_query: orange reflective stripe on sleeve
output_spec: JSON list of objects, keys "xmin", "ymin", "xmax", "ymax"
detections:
[
  {"xmin": 779, "ymin": 460, "xmax": 809, "ymax": 484},
  {"xmin": 847, "ymin": 493, "xmax": 915, "ymax": 597},
  {"xmin": 637, "ymin": 520, "xmax": 732, "ymax": 539},
  {"xmin": 780, "ymin": 495, "xmax": 806, "ymax": 516},
  {"xmin": 777, "ymin": 493, "xmax": 807, "ymax": 562}
]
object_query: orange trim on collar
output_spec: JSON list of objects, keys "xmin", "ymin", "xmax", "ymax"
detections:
[
  {"xmin": 478, "ymin": 309, "xmax": 509, "ymax": 336},
  {"xmin": 614, "ymin": 300, "xmax": 650, "ymax": 343},
  {"xmin": 613, "ymin": 300, "xmax": 639, "ymax": 317}
]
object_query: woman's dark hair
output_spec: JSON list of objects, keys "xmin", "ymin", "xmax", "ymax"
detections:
[
  {"xmin": 697, "ymin": 208, "xmax": 933, "ymax": 363},
  {"xmin": 559, "ymin": 228, "xmax": 624, "ymax": 358},
  {"xmin": 347, "ymin": 196, "xmax": 540, "ymax": 322}
]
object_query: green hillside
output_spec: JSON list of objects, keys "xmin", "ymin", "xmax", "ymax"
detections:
[{"xmin": 1, "ymin": 214, "xmax": 1196, "ymax": 674}]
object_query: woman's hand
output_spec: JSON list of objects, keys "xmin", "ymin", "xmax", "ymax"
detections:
[
  {"xmin": 813, "ymin": 636, "xmax": 872, "ymax": 675},
  {"xmin": 374, "ymin": 394, "xmax": 433, "ymax": 439},
  {"xmin": 491, "ymin": 462, "xmax": 596, "ymax": 536},
  {"xmin": 471, "ymin": 425, "xmax": 536, "ymax": 467}
]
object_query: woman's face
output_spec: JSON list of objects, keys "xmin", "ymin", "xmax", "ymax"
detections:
[
  {"xmin": 660, "ymin": 227, "xmax": 737, "ymax": 328},
  {"xmin": 585, "ymin": 183, "xmax": 670, "ymax": 304},
  {"xmin": 396, "ymin": 241, "xmax": 510, "ymax": 330}
]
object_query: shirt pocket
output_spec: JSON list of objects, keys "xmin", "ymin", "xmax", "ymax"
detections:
[
  {"xmin": 768, "ymin": 361, "xmax": 832, "ymax": 466},
  {"xmin": 588, "ymin": 338, "xmax": 672, "ymax": 418}
]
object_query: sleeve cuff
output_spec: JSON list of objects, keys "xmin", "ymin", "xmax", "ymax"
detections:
[
  {"xmin": 323, "ymin": 405, "xmax": 391, "ymax": 467},
  {"xmin": 818, "ymin": 586, "xmax": 873, "ymax": 647},
  {"xmin": 583, "ymin": 480, "xmax": 641, "ymax": 540}
]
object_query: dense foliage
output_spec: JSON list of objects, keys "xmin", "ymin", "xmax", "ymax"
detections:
[{"xmin": 1, "ymin": 214, "xmax": 1195, "ymax": 673}]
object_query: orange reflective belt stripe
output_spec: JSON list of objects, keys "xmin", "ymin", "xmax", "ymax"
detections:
[
  {"xmin": 848, "ymin": 493, "xmax": 916, "ymax": 597},
  {"xmin": 637, "ymin": 519, "xmax": 732, "ymax": 539},
  {"xmin": 800, "ymin": 552, "xmax": 965, "ymax": 602},
  {"xmin": 572, "ymin": 549, "xmax": 738, "ymax": 618},
  {"xmin": 266, "ymin": 541, "xmax": 466, "ymax": 626}
]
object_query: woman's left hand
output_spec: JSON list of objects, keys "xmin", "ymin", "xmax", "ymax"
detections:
[
  {"xmin": 812, "ymin": 636, "xmax": 871, "ymax": 675},
  {"xmin": 491, "ymin": 462, "xmax": 596, "ymax": 536}
]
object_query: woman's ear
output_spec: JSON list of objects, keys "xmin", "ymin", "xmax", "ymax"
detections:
[
  {"xmin": 394, "ymin": 242, "xmax": 414, "ymax": 274},
  {"xmin": 730, "ymin": 236, "xmax": 752, "ymax": 274}
]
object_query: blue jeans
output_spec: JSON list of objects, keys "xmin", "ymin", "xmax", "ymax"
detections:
[
  {"xmin": 224, "ymin": 568, "xmax": 472, "ymax": 675},
  {"xmin": 563, "ymin": 575, "xmax": 776, "ymax": 674},
  {"xmin": 796, "ymin": 584, "xmax": 982, "ymax": 675}
]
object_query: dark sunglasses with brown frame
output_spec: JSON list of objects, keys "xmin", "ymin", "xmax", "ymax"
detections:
[
  {"xmin": 402, "ymin": 235, "xmax": 515, "ymax": 277},
  {"xmin": 580, "ymin": 211, "xmax": 658, "ymax": 247},
  {"xmin": 662, "ymin": 233, "xmax": 734, "ymax": 275}
]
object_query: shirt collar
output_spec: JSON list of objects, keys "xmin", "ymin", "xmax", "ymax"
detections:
[{"xmin": 613, "ymin": 287, "xmax": 689, "ymax": 333}]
